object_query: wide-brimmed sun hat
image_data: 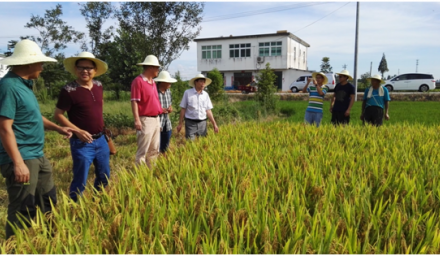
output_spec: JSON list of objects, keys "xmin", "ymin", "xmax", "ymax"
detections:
[
  {"xmin": 137, "ymin": 55, "xmax": 161, "ymax": 67},
  {"xmin": 312, "ymin": 72, "xmax": 328, "ymax": 85},
  {"xmin": 335, "ymin": 70, "xmax": 353, "ymax": 80},
  {"xmin": 0, "ymin": 39, "xmax": 56, "ymax": 65},
  {"xmin": 366, "ymin": 74, "xmax": 385, "ymax": 84},
  {"xmin": 63, "ymin": 52, "xmax": 108, "ymax": 77},
  {"xmin": 154, "ymin": 71, "xmax": 177, "ymax": 84},
  {"xmin": 189, "ymin": 74, "xmax": 212, "ymax": 87}
]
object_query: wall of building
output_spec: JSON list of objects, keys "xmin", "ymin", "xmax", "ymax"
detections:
[{"xmin": 197, "ymin": 35, "xmax": 307, "ymax": 73}]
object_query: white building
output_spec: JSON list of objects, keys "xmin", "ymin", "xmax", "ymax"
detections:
[
  {"xmin": 194, "ymin": 30, "xmax": 313, "ymax": 91},
  {"xmin": 0, "ymin": 55, "xmax": 8, "ymax": 79}
]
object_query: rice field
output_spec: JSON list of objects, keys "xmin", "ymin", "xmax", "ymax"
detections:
[{"xmin": 1, "ymin": 121, "xmax": 440, "ymax": 253}]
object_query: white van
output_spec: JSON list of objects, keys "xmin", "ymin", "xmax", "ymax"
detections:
[
  {"xmin": 384, "ymin": 73, "xmax": 436, "ymax": 92},
  {"xmin": 290, "ymin": 73, "xmax": 336, "ymax": 92}
]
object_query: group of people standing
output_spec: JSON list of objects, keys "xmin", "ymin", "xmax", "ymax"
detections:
[
  {"xmin": 303, "ymin": 70, "xmax": 390, "ymax": 127},
  {"xmin": 0, "ymin": 39, "xmax": 219, "ymax": 239}
]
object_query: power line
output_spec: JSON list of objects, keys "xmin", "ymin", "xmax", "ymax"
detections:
[
  {"xmin": 293, "ymin": 2, "xmax": 351, "ymax": 33},
  {"xmin": 202, "ymin": 2, "xmax": 333, "ymax": 23}
]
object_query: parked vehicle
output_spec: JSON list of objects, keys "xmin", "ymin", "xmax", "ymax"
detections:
[
  {"xmin": 290, "ymin": 73, "xmax": 336, "ymax": 92},
  {"xmin": 383, "ymin": 73, "xmax": 436, "ymax": 92}
]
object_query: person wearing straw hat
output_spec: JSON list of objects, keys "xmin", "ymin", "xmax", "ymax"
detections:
[
  {"xmin": 330, "ymin": 70, "xmax": 356, "ymax": 125},
  {"xmin": 54, "ymin": 51, "xmax": 110, "ymax": 202},
  {"xmin": 302, "ymin": 72, "xmax": 329, "ymax": 127},
  {"xmin": 177, "ymin": 74, "xmax": 219, "ymax": 139},
  {"xmin": 154, "ymin": 71, "xmax": 177, "ymax": 153},
  {"xmin": 0, "ymin": 39, "xmax": 74, "ymax": 239},
  {"xmin": 131, "ymin": 55, "xmax": 163, "ymax": 167},
  {"xmin": 361, "ymin": 74, "xmax": 390, "ymax": 126}
]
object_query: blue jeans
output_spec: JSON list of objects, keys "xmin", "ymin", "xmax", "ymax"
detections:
[
  {"xmin": 69, "ymin": 135, "xmax": 110, "ymax": 201},
  {"xmin": 304, "ymin": 111, "xmax": 323, "ymax": 127},
  {"xmin": 160, "ymin": 129, "xmax": 172, "ymax": 153}
]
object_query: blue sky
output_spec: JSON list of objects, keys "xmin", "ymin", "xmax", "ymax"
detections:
[{"xmin": 1, "ymin": 1, "xmax": 440, "ymax": 81}]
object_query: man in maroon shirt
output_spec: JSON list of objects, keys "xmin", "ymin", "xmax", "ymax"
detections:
[
  {"xmin": 54, "ymin": 52, "xmax": 110, "ymax": 202},
  {"xmin": 131, "ymin": 55, "xmax": 162, "ymax": 167}
]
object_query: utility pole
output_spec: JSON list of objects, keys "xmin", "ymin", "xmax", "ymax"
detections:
[
  {"xmin": 342, "ymin": 64, "xmax": 347, "ymax": 70},
  {"xmin": 370, "ymin": 62, "xmax": 372, "ymax": 76},
  {"xmin": 353, "ymin": 2, "xmax": 359, "ymax": 101},
  {"xmin": 416, "ymin": 59, "xmax": 419, "ymax": 72}
]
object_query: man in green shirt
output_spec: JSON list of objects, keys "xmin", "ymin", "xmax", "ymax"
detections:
[{"xmin": 0, "ymin": 39, "xmax": 73, "ymax": 239}]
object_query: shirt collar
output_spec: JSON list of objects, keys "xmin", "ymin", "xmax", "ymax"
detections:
[
  {"xmin": 192, "ymin": 87, "xmax": 204, "ymax": 95},
  {"xmin": 140, "ymin": 74, "xmax": 155, "ymax": 84},
  {"xmin": 6, "ymin": 71, "xmax": 34, "ymax": 89}
]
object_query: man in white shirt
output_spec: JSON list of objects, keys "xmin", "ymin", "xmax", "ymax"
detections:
[{"xmin": 177, "ymin": 74, "xmax": 219, "ymax": 139}]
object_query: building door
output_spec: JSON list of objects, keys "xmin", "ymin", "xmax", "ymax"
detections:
[
  {"xmin": 274, "ymin": 71, "xmax": 282, "ymax": 91},
  {"xmin": 233, "ymin": 72, "xmax": 252, "ymax": 89}
]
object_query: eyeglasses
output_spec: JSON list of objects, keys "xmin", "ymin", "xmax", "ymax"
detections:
[{"xmin": 76, "ymin": 66, "xmax": 95, "ymax": 72}]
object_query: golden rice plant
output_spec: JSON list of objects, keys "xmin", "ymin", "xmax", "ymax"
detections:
[{"xmin": 1, "ymin": 121, "xmax": 440, "ymax": 253}]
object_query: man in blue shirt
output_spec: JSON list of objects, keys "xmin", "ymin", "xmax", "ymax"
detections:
[{"xmin": 361, "ymin": 74, "xmax": 391, "ymax": 126}]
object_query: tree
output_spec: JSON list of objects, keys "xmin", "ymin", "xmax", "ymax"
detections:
[
  {"xmin": 206, "ymin": 68, "xmax": 224, "ymax": 102},
  {"xmin": 255, "ymin": 63, "xmax": 278, "ymax": 113},
  {"xmin": 357, "ymin": 72, "xmax": 371, "ymax": 90},
  {"xmin": 24, "ymin": 4, "xmax": 86, "ymax": 57},
  {"xmin": 169, "ymin": 71, "xmax": 188, "ymax": 125},
  {"xmin": 115, "ymin": 2, "xmax": 203, "ymax": 69},
  {"xmin": 79, "ymin": 2, "xmax": 114, "ymax": 57},
  {"xmin": 4, "ymin": 40, "xmax": 18, "ymax": 57},
  {"xmin": 378, "ymin": 53, "xmax": 389, "ymax": 79},
  {"xmin": 320, "ymin": 57, "xmax": 333, "ymax": 73}
]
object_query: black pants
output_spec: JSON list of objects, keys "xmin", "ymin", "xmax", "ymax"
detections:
[
  {"xmin": 331, "ymin": 111, "xmax": 350, "ymax": 125},
  {"xmin": 364, "ymin": 106, "xmax": 384, "ymax": 126}
]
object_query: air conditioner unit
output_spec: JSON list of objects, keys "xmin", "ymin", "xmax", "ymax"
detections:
[{"xmin": 257, "ymin": 56, "xmax": 264, "ymax": 63}]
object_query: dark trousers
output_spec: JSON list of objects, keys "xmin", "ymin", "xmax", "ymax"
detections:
[
  {"xmin": 331, "ymin": 111, "xmax": 350, "ymax": 125},
  {"xmin": 159, "ymin": 130, "xmax": 172, "ymax": 153},
  {"xmin": 0, "ymin": 156, "xmax": 57, "ymax": 239},
  {"xmin": 185, "ymin": 119, "xmax": 207, "ymax": 140},
  {"xmin": 364, "ymin": 106, "xmax": 384, "ymax": 126}
]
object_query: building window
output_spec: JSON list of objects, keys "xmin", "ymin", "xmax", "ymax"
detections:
[
  {"xmin": 259, "ymin": 41, "xmax": 282, "ymax": 56},
  {"xmin": 202, "ymin": 45, "xmax": 222, "ymax": 59},
  {"xmin": 229, "ymin": 43, "xmax": 251, "ymax": 58}
]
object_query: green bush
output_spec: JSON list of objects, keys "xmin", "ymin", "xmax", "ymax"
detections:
[
  {"xmin": 255, "ymin": 63, "xmax": 278, "ymax": 113},
  {"xmin": 206, "ymin": 68, "xmax": 225, "ymax": 102}
]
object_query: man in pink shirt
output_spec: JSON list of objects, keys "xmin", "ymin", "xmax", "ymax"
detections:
[{"xmin": 131, "ymin": 55, "xmax": 162, "ymax": 167}]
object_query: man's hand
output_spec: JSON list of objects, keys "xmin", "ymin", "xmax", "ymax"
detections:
[
  {"xmin": 58, "ymin": 127, "xmax": 75, "ymax": 139},
  {"xmin": 329, "ymin": 106, "xmax": 333, "ymax": 113},
  {"xmin": 167, "ymin": 106, "xmax": 173, "ymax": 113},
  {"xmin": 177, "ymin": 123, "xmax": 183, "ymax": 133},
  {"xmin": 134, "ymin": 120, "xmax": 142, "ymax": 131},
  {"xmin": 73, "ymin": 130, "xmax": 93, "ymax": 143},
  {"xmin": 344, "ymin": 109, "xmax": 350, "ymax": 117},
  {"xmin": 162, "ymin": 108, "xmax": 168, "ymax": 114},
  {"xmin": 385, "ymin": 113, "xmax": 390, "ymax": 120},
  {"xmin": 14, "ymin": 162, "xmax": 30, "ymax": 183},
  {"xmin": 360, "ymin": 114, "xmax": 364, "ymax": 121},
  {"xmin": 213, "ymin": 124, "xmax": 219, "ymax": 133}
]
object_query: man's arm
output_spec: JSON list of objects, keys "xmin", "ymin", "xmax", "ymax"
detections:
[
  {"xmin": 360, "ymin": 100, "xmax": 366, "ymax": 121},
  {"xmin": 384, "ymin": 101, "xmax": 390, "ymax": 120},
  {"xmin": 302, "ymin": 78, "xmax": 312, "ymax": 93},
  {"xmin": 131, "ymin": 101, "xmax": 142, "ymax": 131},
  {"xmin": 345, "ymin": 94, "xmax": 356, "ymax": 117},
  {"xmin": 0, "ymin": 117, "xmax": 29, "ymax": 183},
  {"xmin": 206, "ymin": 109, "xmax": 219, "ymax": 133},
  {"xmin": 176, "ymin": 108, "xmax": 186, "ymax": 133},
  {"xmin": 53, "ymin": 108, "xmax": 90, "ymax": 142}
]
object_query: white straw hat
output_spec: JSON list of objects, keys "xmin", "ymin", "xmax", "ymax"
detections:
[
  {"xmin": 0, "ymin": 39, "xmax": 56, "ymax": 65},
  {"xmin": 189, "ymin": 74, "xmax": 212, "ymax": 87},
  {"xmin": 137, "ymin": 55, "xmax": 161, "ymax": 67},
  {"xmin": 366, "ymin": 74, "xmax": 385, "ymax": 84},
  {"xmin": 335, "ymin": 70, "xmax": 353, "ymax": 80},
  {"xmin": 154, "ymin": 71, "xmax": 177, "ymax": 83},
  {"xmin": 312, "ymin": 72, "xmax": 328, "ymax": 85},
  {"xmin": 63, "ymin": 52, "xmax": 108, "ymax": 77}
]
